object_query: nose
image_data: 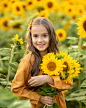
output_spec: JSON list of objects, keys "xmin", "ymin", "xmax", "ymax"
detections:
[{"xmin": 38, "ymin": 36, "xmax": 42, "ymax": 42}]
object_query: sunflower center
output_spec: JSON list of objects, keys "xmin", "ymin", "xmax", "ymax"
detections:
[
  {"xmin": 23, "ymin": 5, "xmax": 26, "ymax": 9},
  {"xmin": 16, "ymin": 6, "xmax": 20, "ymax": 11},
  {"xmin": 79, "ymin": 10, "xmax": 82, "ymax": 13},
  {"xmin": 72, "ymin": 16, "xmax": 76, "ymax": 19},
  {"xmin": 13, "ymin": 24, "xmax": 21, "ymax": 28},
  {"xmin": 37, "ymin": 0, "xmax": 41, "ymax": 1},
  {"xmin": 12, "ymin": 1, "xmax": 15, "ymax": 3},
  {"xmin": 47, "ymin": 2, "xmax": 53, "ymax": 8},
  {"xmin": 83, "ymin": 21, "xmax": 86, "ymax": 31},
  {"xmin": 59, "ymin": 33, "xmax": 63, "ymax": 37},
  {"xmin": 37, "ymin": 7, "xmax": 44, "ymax": 12},
  {"xmin": 4, "ymin": 3, "xmax": 7, "ymax": 7},
  {"xmin": 3, "ymin": 21, "xmax": 8, "ymax": 27},
  {"xmin": 42, "ymin": 15, "xmax": 45, "ymax": 17},
  {"xmin": 28, "ymin": 2, "xmax": 32, "ymax": 5},
  {"xmin": 69, "ymin": 9, "xmax": 71, "ymax": 12},
  {"xmin": 63, "ymin": 62, "xmax": 68, "ymax": 72},
  {"xmin": 47, "ymin": 62, "xmax": 56, "ymax": 71}
]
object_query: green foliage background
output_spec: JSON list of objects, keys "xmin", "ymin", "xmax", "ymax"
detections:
[{"xmin": 0, "ymin": 0, "xmax": 86, "ymax": 108}]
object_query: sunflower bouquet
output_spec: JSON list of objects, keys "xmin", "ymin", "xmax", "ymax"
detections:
[
  {"xmin": 41, "ymin": 52, "xmax": 82, "ymax": 83},
  {"xmin": 37, "ymin": 52, "xmax": 82, "ymax": 108}
]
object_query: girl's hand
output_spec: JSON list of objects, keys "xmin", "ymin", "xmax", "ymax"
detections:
[
  {"xmin": 39, "ymin": 96, "xmax": 55, "ymax": 107},
  {"xmin": 28, "ymin": 75, "xmax": 48, "ymax": 87},
  {"xmin": 28, "ymin": 75, "xmax": 54, "ymax": 87}
]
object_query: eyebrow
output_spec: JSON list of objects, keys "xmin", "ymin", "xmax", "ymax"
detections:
[{"xmin": 33, "ymin": 33, "xmax": 48, "ymax": 35}]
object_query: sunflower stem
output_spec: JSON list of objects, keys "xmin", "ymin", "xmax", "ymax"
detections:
[
  {"xmin": 78, "ymin": 36, "xmax": 82, "ymax": 108},
  {"xmin": 6, "ymin": 44, "xmax": 16, "ymax": 89}
]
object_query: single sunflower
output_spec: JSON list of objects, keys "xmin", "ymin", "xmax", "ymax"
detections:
[
  {"xmin": 44, "ymin": 0, "xmax": 56, "ymax": 12},
  {"xmin": 41, "ymin": 53, "xmax": 62, "ymax": 76},
  {"xmin": 64, "ymin": 4, "xmax": 75, "ymax": 16},
  {"xmin": 26, "ymin": 0, "xmax": 35, "ymax": 11},
  {"xmin": 37, "ymin": 10, "xmax": 49, "ymax": 18},
  {"xmin": 1, "ymin": 1, "xmax": 11, "ymax": 13},
  {"xmin": 77, "ymin": 15, "xmax": 86, "ymax": 38},
  {"xmin": 77, "ymin": 5, "xmax": 85, "ymax": 16},
  {"xmin": 0, "ymin": 17, "xmax": 11, "ymax": 30},
  {"xmin": 56, "ymin": 29, "xmax": 67, "ymax": 41},
  {"xmin": 12, "ymin": 2, "xmax": 24, "ymax": 16}
]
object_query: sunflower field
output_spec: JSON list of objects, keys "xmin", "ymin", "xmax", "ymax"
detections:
[{"xmin": 0, "ymin": 0, "xmax": 86, "ymax": 108}]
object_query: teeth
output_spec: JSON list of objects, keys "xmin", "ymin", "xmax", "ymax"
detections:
[{"xmin": 37, "ymin": 44, "xmax": 44, "ymax": 47}]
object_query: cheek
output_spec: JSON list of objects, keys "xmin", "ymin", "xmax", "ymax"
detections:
[
  {"xmin": 32, "ymin": 38, "xmax": 36, "ymax": 44},
  {"xmin": 45, "ymin": 38, "xmax": 49, "ymax": 44}
]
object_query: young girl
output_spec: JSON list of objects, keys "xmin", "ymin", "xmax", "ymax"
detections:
[{"xmin": 11, "ymin": 17, "xmax": 73, "ymax": 108}]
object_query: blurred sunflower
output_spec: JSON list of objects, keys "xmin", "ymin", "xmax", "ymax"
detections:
[
  {"xmin": 12, "ymin": 2, "xmax": 24, "ymax": 16},
  {"xmin": 44, "ymin": 0, "xmax": 56, "ymax": 12},
  {"xmin": 41, "ymin": 53, "xmax": 63, "ymax": 76},
  {"xmin": 36, "ymin": 5, "xmax": 44, "ymax": 12},
  {"xmin": 56, "ymin": 29, "xmax": 67, "ymax": 41},
  {"xmin": 21, "ymin": 1, "xmax": 27, "ymax": 10},
  {"xmin": 37, "ymin": 10, "xmax": 49, "ymax": 18},
  {"xmin": 1, "ymin": 1, "xmax": 11, "ymax": 13},
  {"xmin": 11, "ymin": 21, "xmax": 22, "ymax": 30},
  {"xmin": 10, "ymin": 0, "xmax": 20, "ymax": 4},
  {"xmin": 0, "ymin": 17, "xmax": 11, "ymax": 30},
  {"xmin": 64, "ymin": 4, "xmax": 75, "ymax": 16},
  {"xmin": 71, "ymin": 14, "xmax": 77, "ymax": 21},
  {"xmin": 14, "ymin": 34, "xmax": 23, "ymax": 50},
  {"xmin": 26, "ymin": 0, "xmax": 35, "ymax": 10},
  {"xmin": 77, "ymin": 15, "xmax": 86, "ymax": 38},
  {"xmin": 76, "ymin": 5, "xmax": 85, "ymax": 16},
  {"xmin": 64, "ymin": 20, "xmax": 71, "ymax": 30}
]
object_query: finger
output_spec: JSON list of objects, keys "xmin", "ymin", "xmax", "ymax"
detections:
[
  {"xmin": 28, "ymin": 78, "xmax": 35, "ymax": 83},
  {"xmin": 29, "ymin": 80, "xmax": 36, "ymax": 85},
  {"xmin": 47, "ymin": 96, "xmax": 54, "ymax": 101},
  {"xmin": 30, "ymin": 82, "xmax": 39, "ymax": 87}
]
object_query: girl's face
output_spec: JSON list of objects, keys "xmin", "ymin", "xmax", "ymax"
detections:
[{"xmin": 31, "ymin": 24, "xmax": 49, "ymax": 56}]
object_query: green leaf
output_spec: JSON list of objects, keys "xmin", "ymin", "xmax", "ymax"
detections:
[
  {"xmin": 0, "ymin": 48, "xmax": 11, "ymax": 56},
  {"xmin": 0, "ymin": 67, "xmax": 8, "ymax": 73},
  {"xmin": 0, "ymin": 86, "xmax": 31, "ymax": 108},
  {"xmin": 53, "ymin": 102, "xmax": 59, "ymax": 108},
  {"xmin": 66, "ymin": 89, "xmax": 86, "ymax": 101},
  {"xmin": 9, "ymin": 62, "xmax": 18, "ymax": 70},
  {"xmin": 0, "ymin": 56, "xmax": 10, "ymax": 60},
  {"xmin": 80, "ymin": 79, "xmax": 86, "ymax": 88},
  {"xmin": 8, "ymin": 100, "xmax": 31, "ymax": 108},
  {"xmin": 37, "ymin": 91, "xmax": 47, "ymax": 95}
]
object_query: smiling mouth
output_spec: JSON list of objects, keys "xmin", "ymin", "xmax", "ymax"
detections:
[{"xmin": 37, "ymin": 44, "xmax": 45, "ymax": 47}]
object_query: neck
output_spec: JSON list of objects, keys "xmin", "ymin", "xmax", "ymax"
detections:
[{"xmin": 39, "ymin": 51, "xmax": 47, "ymax": 57}]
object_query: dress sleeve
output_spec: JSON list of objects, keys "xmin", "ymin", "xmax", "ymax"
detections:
[
  {"xmin": 49, "ymin": 76, "xmax": 73, "ymax": 91},
  {"xmin": 11, "ymin": 53, "xmax": 41, "ymax": 105}
]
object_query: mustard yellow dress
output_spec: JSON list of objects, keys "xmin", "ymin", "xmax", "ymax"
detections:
[{"xmin": 11, "ymin": 52, "xmax": 73, "ymax": 108}]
